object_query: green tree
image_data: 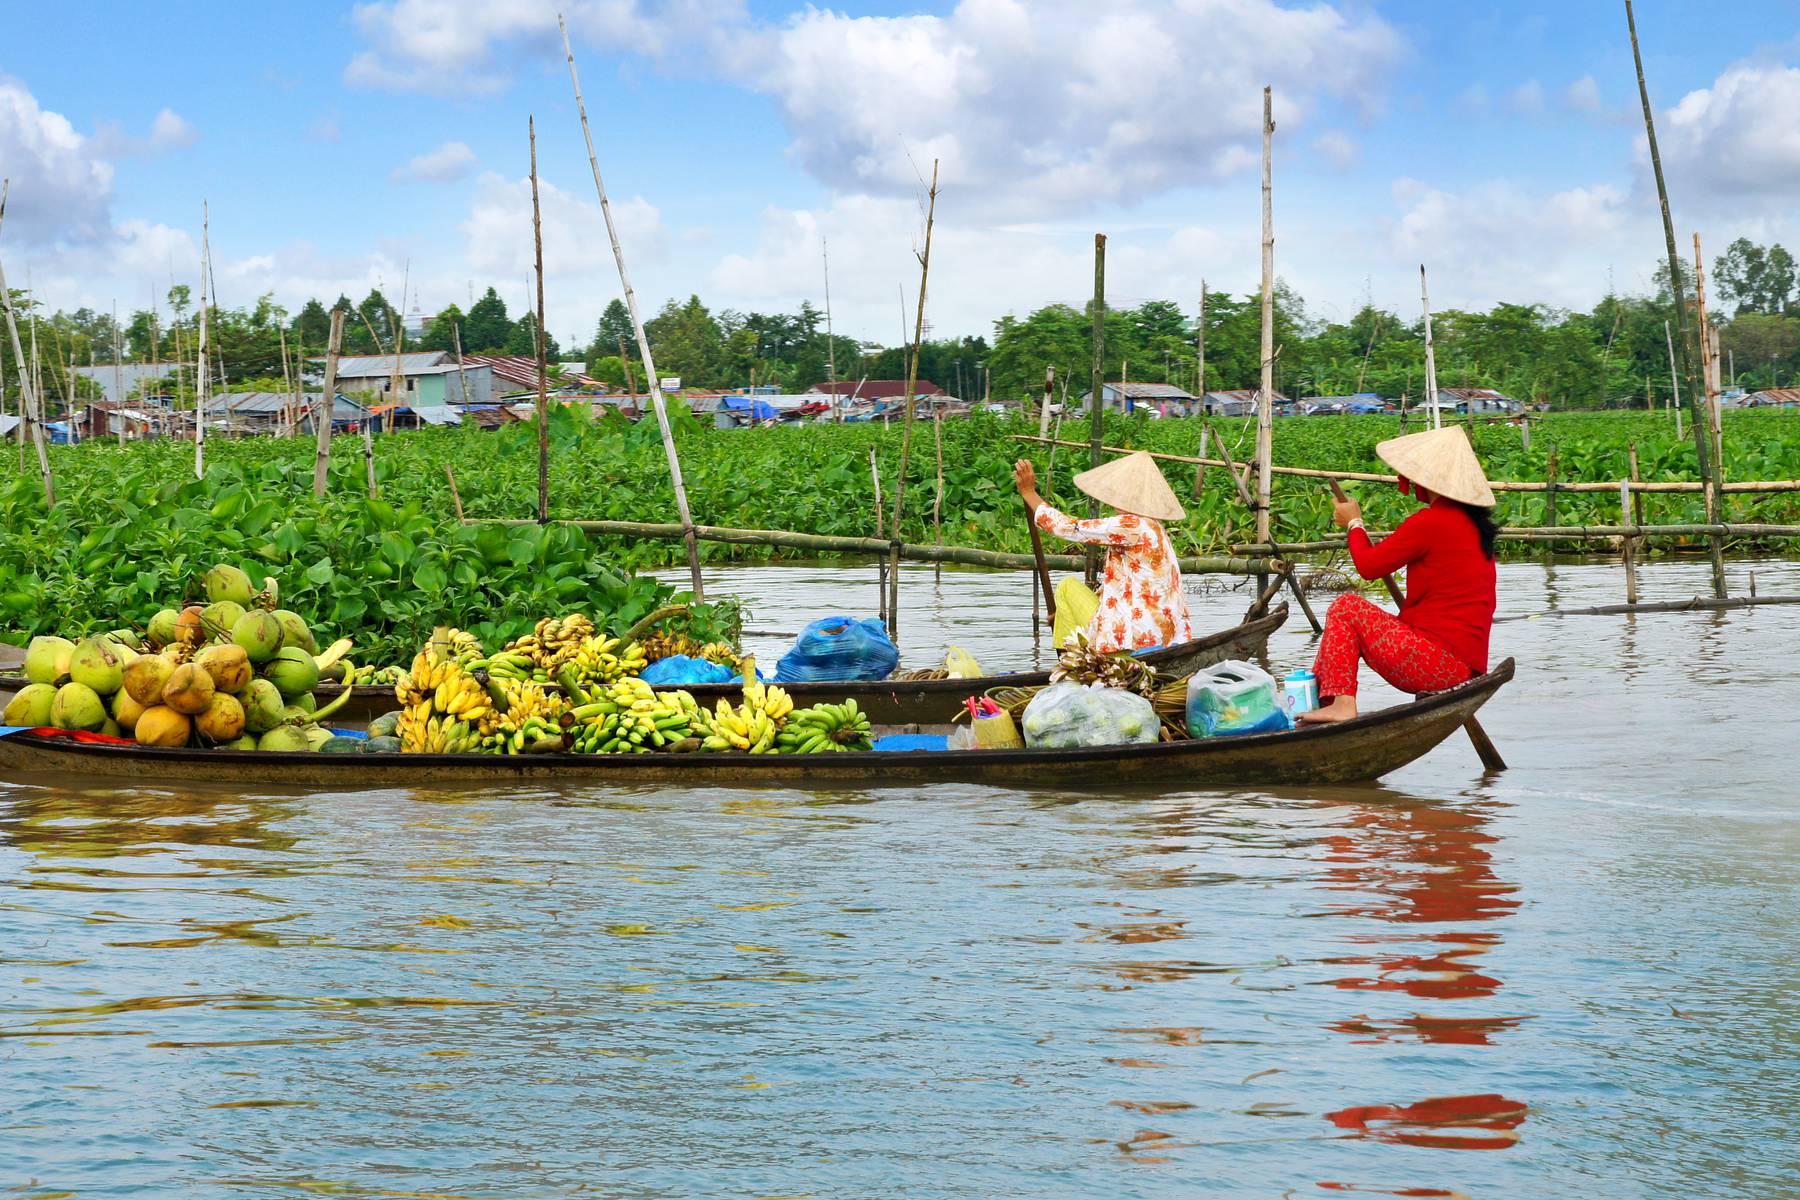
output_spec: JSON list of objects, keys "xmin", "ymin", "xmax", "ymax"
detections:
[
  {"xmin": 462, "ymin": 287, "xmax": 513, "ymax": 353},
  {"xmin": 418, "ymin": 303, "xmax": 465, "ymax": 353},
  {"xmin": 293, "ymin": 298, "xmax": 332, "ymax": 348},
  {"xmin": 644, "ymin": 295, "xmax": 725, "ymax": 387}
]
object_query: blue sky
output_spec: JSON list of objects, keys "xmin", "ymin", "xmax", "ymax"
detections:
[{"xmin": 4, "ymin": 1, "xmax": 1798, "ymax": 345}]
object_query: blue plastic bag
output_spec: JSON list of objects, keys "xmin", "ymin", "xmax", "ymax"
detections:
[
  {"xmin": 775, "ymin": 616, "xmax": 899, "ymax": 683},
  {"xmin": 641, "ymin": 654, "xmax": 739, "ymax": 685}
]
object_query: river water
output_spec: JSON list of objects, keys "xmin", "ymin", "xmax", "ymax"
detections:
[{"xmin": 2, "ymin": 558, "xmax": 1794, "ymax": 1198}]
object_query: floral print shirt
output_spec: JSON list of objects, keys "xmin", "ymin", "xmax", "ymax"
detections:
[{"xmin": 1034, "ymin": 505, "xmax": 1193, "ymax": 653}]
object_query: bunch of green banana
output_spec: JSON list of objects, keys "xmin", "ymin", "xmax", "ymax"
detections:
[
  {"xmin": 427, "ymin": 627, "xmax": 486, "ymax": 668},
  {"xmin": 566, "ymin": 679, "xmax": 702, "ymax": 754},
  {"xmin": 775, "ymin": 699, "xmax": 873, "ymax": 753},
  {"xmin": 478, "ymin": 650, "xmax": 540, "ymax": 682},
  {"xmin": 366, "ymin": 664, "xmax": 406, "ymax": 686}
]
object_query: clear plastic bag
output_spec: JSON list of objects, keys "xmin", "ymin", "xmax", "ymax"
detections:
[
  {"xmin": 1186, "ymin": 660, "xmax": 1291, "ymax": 738},
  {"xmin": 1021, "ymin": 681, "xmax": 1161, "ymax": 749}
]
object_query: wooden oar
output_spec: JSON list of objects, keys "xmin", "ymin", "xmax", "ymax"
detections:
[
  {"xmin": 1025, "ymin": 500, "xmax": 1057, "ymax": 622},
  {"xmin": 1329, "ymin": 477, "xmax": 1507, "ymax": 772}
]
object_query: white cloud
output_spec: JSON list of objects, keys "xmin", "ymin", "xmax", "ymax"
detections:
[
  {"xmin": 344, "ymin": 0, "xmax": 749, "ymax": 95},
  {"xmin": 392, "ymin": 141, "xmax": 478, "ymax": 184},
  {"xmin": 1658, "ymin": 59, "xmax": 1800, "ymax": 205},
  {"xmin": 148, "ymin": 109, "xmax": 197, "ymax": 151},
  {"xmin": 94, "ymin": 106, "xmax": 198, "ymax": 158},
  {"xmin": 459, "ymin": 170, "xmax": 665, "ymax": 282},
  {"xmin": 1563, "ymin": 74, "xmax": 1603, "ymax": 113},
  {"xmin": 1312, "ymin": 130, "xmax": 1358, "ymax": 170},
  {"xmin": 749, "ymin": 0, "xmax": 1403, "ymax": 217},
  {"xmin": 1505, "ymin": 79, "xmax": 1545, "ymax": 115},
  {"xmin": 0, "ymin": 75, "xmax": 114, "ymax": 245},
  {"xmin": 1387, "ymin": 176, "xmax": 1632, "ymax": 307}
]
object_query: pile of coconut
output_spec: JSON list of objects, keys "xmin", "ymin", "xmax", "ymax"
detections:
[{"xmin": 4, "ymin": 564, "xmax": 355, "ymax": 750}]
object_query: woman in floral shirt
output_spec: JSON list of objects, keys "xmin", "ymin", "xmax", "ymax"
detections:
[{"xmin": 1014, "ymin": 451, "xmax": 1193, "ymax": 653}]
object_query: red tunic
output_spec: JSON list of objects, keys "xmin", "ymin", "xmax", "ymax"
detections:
[{"xmin": 1347, "ymin": 498, "xmax": 1497, "ymax": 673}]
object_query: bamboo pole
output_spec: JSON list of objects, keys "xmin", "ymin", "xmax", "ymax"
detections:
[
  {"xmin": 1088, "ymin": 232, "xmax": 1106, "ymax": 586},
  {"xmin": 277, "ymin": 324, "xmax": 294, "ymax": 437},
  {"xmin": 1256, "ymin": 87, "xmax": 1276, "ymax": 580},
  {"xmin": 1497, "ymin": 594, "xmax": 1800, "ymax": 621},
  {"xmin": 529, "ymin": 117, "xmax": 550, "ymax": 525},
  {"xmin": 479, "ymin": 516, "xmax": 1280, "ymax": 575},
  {"xmin": 869, "ymin": 448, "xmax": 887, "ymax": 621},
  {"xmin": 885, "ymin": 158, "xmax": 939, "ymax": 637},
  {"xmin": 0, "ymin": 182, "xmax": 54, "ymax": 504},
  {"xmin": 194, "ymin": 201, "xmax": 209, "ymax": 478},
  {"xmin": 1663, "ymin": 319, "xmax": 1684, "ymax": 439},
  {"xmin": 1193, "ymin": 282, "xmax": 1208, "ymax": 498},
  {"xmin": 1692, "ymin": 232, "xmax": 1727, "ymax": 519},
  {"xmin": 932, "ymin": 396, "xmax": 944, "ymax": 582},
  {"xmin": 616, "ymin": 335, "xmax": 638, "ymax": 405},
  {"xmin": 1038, "ymin": 365, "xmax": 1054, "ymax": 440},
  {"xmin": 1420, "ymin": 264, "xmax": 1441, "ymax": 430},
  {"xmin": 1627, "ymin": 0, "xmax": 1725, "ymax": 598},
  {"xmin": 445, "ymin": 464, "xmax": 465, "ymax": 523},
  {"xmin": 1009, "ymin": 435, "xmax": 1800, "ymax": 494},
  {"xmin": 1544, "ymin": 446, "xmax": 1559, "ymax": 531},
  {"xmin": 111, "ymin": 304, "xmax": 125, "ymax": 445},
  {"xmin": 561, "ymin": 16, "xmax": 704, "ymax": 601},
  {"xmin": 1620, "ymin": 477, "xmax": 1638, "ymax": 605},
  {"xmin": 1237, "ymin": 523, "xmax": 1800, "ymax": 551},
  {"xmin": 313, "ymin": 307, "xmax": 344, "ymax": 498}
]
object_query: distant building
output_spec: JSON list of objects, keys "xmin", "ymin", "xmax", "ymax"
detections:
[
  {"xmin": 806, "ymin": 379, "xmax": 944, "ymax": 401},
  {"xmin": 323, "ymin": 351, "xmax": 496, "ymax": 407},
  {"xmin": 460, "ymin": 354, "xmax": 607, "ymax": 397},
  {"xmin": 206, "ymin": 392, "xmax": 368, "ymax": 434},
  {"xmin": 1080, "ymin": 382, "xmax": 1199, "ymax": 416},
  {"xmin": 1199, "ymin": 389, "xmax": 1292, "ymax": 417},
  {"xmin": 70, "ymin": 362, "xmax": 179, "ymax": 406},
  {"xmin": 1429, "ymin": 387, "xmax": 1520, "ymax": 414},
  {"xmin": 1739, "ymin": 388, "xmax": 1800, "ymax": 408}
]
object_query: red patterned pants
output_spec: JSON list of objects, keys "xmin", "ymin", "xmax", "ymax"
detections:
[{"xmin": 1313, "ymin": 593, "xmax": 1473, "ymax": 699}]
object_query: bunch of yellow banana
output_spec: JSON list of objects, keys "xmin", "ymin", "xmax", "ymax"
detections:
[
  {"xmin": 504, "ymin": 614, "xmax": 598, "ymax": 673},
  {"xmin": 567, "ymin": 680, "xmax": 702, "ymax": 754},
  {"xmin": 395, "ymin": 645, "xmax": 457, "ymax": 707},
  {"xmin": 426, "ymin": 626, "xmax": 486, "ymax": 667},
  {"xmin": 697, "ymin": 641, "xmax": 741, "ymax": 667},
  {"xmin": 775, "ymin": 699, "xmax": 873, "ymax": 753},
  {"xmin": 741, "ymin": 679, "xmax": 794, "ymax": 722},
  {"xmin": 638, "ymin": 629, "xmax": 697, "ymax": 663},
  {"xmin": 399, "ymin": 710, "xmax": 488, "ymax": 754}
]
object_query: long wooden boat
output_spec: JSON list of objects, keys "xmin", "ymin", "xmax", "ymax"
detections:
[
  {"xmin": 0, "ymin": 606, "xmax": 1288, "ymax": 728},
  {"xmin": 0, "ymin": 657, "xmax": 1510, "ymax": 788}
]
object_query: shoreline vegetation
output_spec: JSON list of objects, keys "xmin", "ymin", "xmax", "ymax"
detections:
[{"xmin": 3, "ymin": 407, "xmax": 1797, "ymax": 658}]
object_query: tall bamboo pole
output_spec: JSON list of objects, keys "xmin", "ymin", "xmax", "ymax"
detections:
[
  {"xmin": 452, "ymin": 323, "xmax": 473, "ymax": 406},
  {"xmin": 194, "ymin": 202, "xmax": 209, "ymax": 478},
  {"xmin": 0, "ymin": 181, "xmax": 54, "ymax": 504},
  {"xmin": 1087, "ymin": 233, "xmax": 1106, "ymax": 585},
  {"xmin": 1420, "ymin": 265, "xmax": 1441, "ymax": 430},
  {"xmin": 529, "ymin": 117, "xmax": 551, "ymax": 525},
  {"xmin": 1256, "ymin": 87, "xmax": 1276, "ymax": 577},
  {"xmin": 314, "ymin": 307, "xmax": 344, "ymax": 498},
  {"xmin": 885, "ymin": 158, "xmax": 939, "ymax": 636},
  {"xmin": 1692, "ymin": 233, "xmax": 1726, "ymax": 483},
  {"xmin": 1038, "ymin": 365, "xmax": 1054, "ymax": 439},
  {"xmin": 111, "ymin": 304, "xmax": 125, "ymax": 444},
  {"xmin": 560, "ymin": 16, "xmax": 703, "ymax": 600},
  {"xmin": 277, "ymin": 324, "xmax": 294, "ymax": 437},
  {"xmin": 1626, "ymin": 0, "xmax": 1725, "ymax": 597},
  {"xmin": 1663, "ymin": 319, "xmax": 1684, "ymax": 440}
]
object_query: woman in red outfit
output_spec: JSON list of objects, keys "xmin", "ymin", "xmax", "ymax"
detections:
[{"xmin": 1300, "ymin": 426, "xmax": 1499, "ymax": 724}]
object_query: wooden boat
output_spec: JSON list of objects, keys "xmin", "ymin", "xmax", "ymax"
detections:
[
  {"xmin": 0, "ymin": 606, "xmax": 1288, "ymax": 728},
  {"xmin": 0, "ymin": 658, "xmax": 1511, "ymax": 788}
]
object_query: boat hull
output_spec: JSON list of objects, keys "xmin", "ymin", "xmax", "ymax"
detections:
[{"xmin": 0, "ymin": 658, "xmax": 1510, "ymax": 789}]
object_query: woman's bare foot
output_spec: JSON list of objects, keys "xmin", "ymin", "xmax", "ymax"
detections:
[{"xmin": 1298, "ymin": 695, "xmax": 1358, "ymax": 725}]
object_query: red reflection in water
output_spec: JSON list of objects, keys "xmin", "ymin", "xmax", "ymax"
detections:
[
  {"xmin": 1316, "ymin": 1184, "xmax": 1471, "ymax": 1198},
  {"xmin": 1326, "ymin": 1093, "xmax": 1528, "ymax": 1151},
  {"xmin": 1316, "ymin": 804, "xmax": 1518, "ymax": 1007},
  {"xmin": 1326, "ymin": 1013, "xmax": 1529, "ymax": 1046}
]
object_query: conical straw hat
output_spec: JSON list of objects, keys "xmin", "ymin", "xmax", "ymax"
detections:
[
  {"xmin": 1072, "ymin": 451, "xmax": 1186, "ymax": 521},
  {"xmin": 1375, "ymin": 426, "xmax": 1496, "ymax": 507}
]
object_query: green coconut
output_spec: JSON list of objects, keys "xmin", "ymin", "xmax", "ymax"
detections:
[
  {"xmin": 241, "ymin": 679, "xmax": 286, "ymax": 733},
  {"xmin": 106, "ymin": 628, "xmax": 144, "ymax": 650},
  {"xmin": 146, "ymin": 609, "xmax": 181, "ymax": 648},
  {"xmin": 68, "ymin": 636, "xmax": 126, "ymax": 697},
  {"xmin": 99, "ymin": 718, "xmax": 123, "ymax": 739},
  {"xmin": 231, "ymin": 611, "xmax": 284, "ymax": 664},
  {"xmin": 303, "ymin": 725, "xmax": 334, "ymax": 750},
  {"xmin": 3, "ymin": 683, "xmax": 56, "ymax": 726},
  {"xmin": 264, "ymin": 647, "xmax": 319, "ymax": 700},
  {"xmin": 257, "ymin": 725, "xmax": 313, "ymax": 752},
  {"xmin": 200, "ymin": 600, "xmax": 247, "ymax": 641},
  {"xmin": 50, "ymin": 682, "xmax": 107, "ymax": 731},
  {"xmin": 271, "ymin": 609, "xmax": 317, "ymax": 654},
  {"xmin": 24, "ymin": 636, "xmax": 74, "ymax": 685},
  {"xmin": 220, "ymin": 735, "xmax": 258, "ymax": 750},
  {"xmin": 111, "ymin": 687, "xmax": 150, "ymax": 734},
  {"xmin": 204, "ymin": 563, "xmax": 255, "ymax": 607}
]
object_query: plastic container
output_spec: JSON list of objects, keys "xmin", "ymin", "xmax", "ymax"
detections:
[
  {"xmin": 1282, "ymin": 669, "xmax": 1319, "ymax": 720},
  {"xmin": 972, "ymin": 708, "xmax": 1024, "ymax": 749},
  {"xmin": 1186, "ymin": 660, "xmax": 1291, "ymax": 738}
]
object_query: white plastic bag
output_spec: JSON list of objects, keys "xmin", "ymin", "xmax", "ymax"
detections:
[
  {"xmin": 1021, "ymin": 681, "xmax": 1161, "ymax": 749},
  {"xmin": 1186, "ymin": 660, "xmax": 1289, "ymax": 738}
]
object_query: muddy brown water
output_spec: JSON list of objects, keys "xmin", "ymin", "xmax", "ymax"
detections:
[{"xmin": 1, "ymin": 557, "xmax": 1794, "ymax": 1197}]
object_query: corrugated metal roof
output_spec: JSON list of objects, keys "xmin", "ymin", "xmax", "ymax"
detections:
[
  {"xmin": 1745, "ymin": 388, "xmax": 1800, "ymax": 405},
  {"xmin": 809, "ymin": 379, "xmax": 944, "ymax": 398},
  {"xmin": 462, "ymin": 354, "xmax": 605, "ymax": 390},
  {"xmin": 326, "ymin": 351, "xmax": 452, "ymax": 377},
  {"xmin": 409, "ymin": 406, "xmax": 464, "ymax": 426}
]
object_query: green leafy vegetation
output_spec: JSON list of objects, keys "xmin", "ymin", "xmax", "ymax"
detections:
[{"xmin": 3, "ymin": 406, "xmax": 1794, "ymax": 656}]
